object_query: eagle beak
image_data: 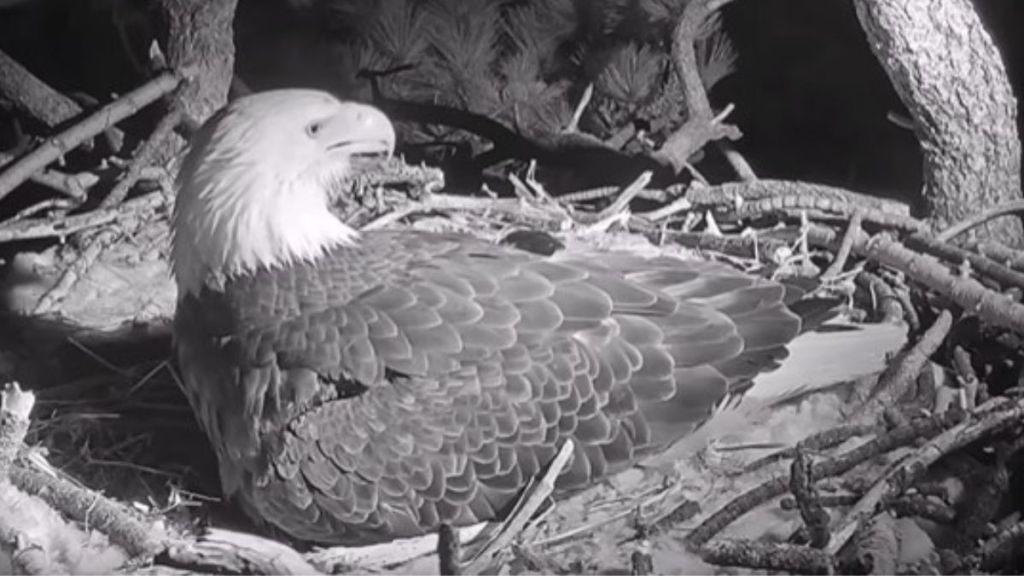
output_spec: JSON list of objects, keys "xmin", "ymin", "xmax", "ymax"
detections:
[{"xmin": 323, "ymin": 103, "xmax": 396, "ymax": 159}]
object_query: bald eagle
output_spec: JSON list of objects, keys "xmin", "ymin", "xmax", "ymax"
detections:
[{"xmin": 171, "ymin": 89, "xmax": 892, "ymax": 545}]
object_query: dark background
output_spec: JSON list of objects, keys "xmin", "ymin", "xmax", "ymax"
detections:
[{"xmin": 1, "ymin": 0, "xmax": 1022, "ymax": 212}]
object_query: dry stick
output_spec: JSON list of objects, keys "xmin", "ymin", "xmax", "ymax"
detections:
[
  {"xmin": 811, "ymin": 226, "xmax": 1024, "ymax": 336},
  {"xmin": 935, "ymin": 199, "xmax": 1024, "ymax": 243},
  {"xmin": 790, "ymin": 450, "xmax": 831, "ymax": 549},
  {"xmin": 0, "ymin": 189, "xmax": 164, "ymax": 243},
  {"xmin": 33, "ymin": 229, "xmax": 118, "ymax": 315},
  {"xmin": 437, "ymin": 524, "xmax": 462, "ymax": 576},
  {"xmin": 854, "ymin": 271, "xmax": 910, "ymax": 327},
  {"xmin": 689, "ymin": 179, "xmax": 911, "ymax": 218},
  {"xmin": 10, "ymin": 465, "xmax": 167, "ymax": 559},
  {"xmin": 906, "ymin": 231, "xmax": 1024, "ymax": 291},
  {"xmin": 629, "ymin": 517, "xmax": 654, "ymax": 576},
  {"xmin": 0, "ymin": 385, "xmax": 71, "ymax": 576},
  {"xmin": 0, "ymin": 151, "xmax": 96, "ymax": 201},
  {"xmin": 8, "ymin": 198, "xmax": 75, "ymax": 223},
  {"xmin": 854, "ymin": 310, "xmax": 953, "ymax": 423},
  {"xmin": 564, "ymin": 83, "xmax": 593, "ymax": 134},
  {"xmin": 821, "ymin": 210, "xmax": 864, "ymax": 280},
  {"xmin": 825, "ymin": 397, "xmax": 1024, "ymax": 558},
  {"xmin": 781, "ymin": 493, "xmax": 861, "ymax": 510},
  {"xmin": 973, "ymin": 240, "xmax": 1024, "ymax": 273},
  {"xmin": 886, "ymin": 494, "xmax": 956, "ymax": 524},
  {"xmin": 462, "ymin": 439, "xmax": 574, "ymax": 575},
  {"xmin": 101, "ymin": 105, "xmax": 184, "ymax": 208},
  {"xmin": 864, "ymin": 233, "xmax": 1024, "ymax": 335},
  {"xmin": 0, "ymin": 69, "xmax": 188, "ymax": 202},
  {"xmin": 739, "ymin": 195, "xmax": 920, "ymax": 233},
  {"xmin": 165, "ymin": 528, "xmax": 323, "ymax": 575},
  {"xmin": 560, "ymin": 186, "xmax": 670, "ymax": 205},
  {"xmin": 0, "ymin": 383, "xmax": 34, "ymax": 476},
  {"xmin": 700, "ymin": 539, "xmax": 834, "ymax": 575},
  {"xmin": 744, "ymin": 423, "xmax": 881, "ymax": 474},
  {"xmin": 652, "ymin": 0, "xmax": 740, "ymax": 172},
  {"xmin": 594, "ymin": 171, "xmax": 653, "ymax": 221},
  {"xmin": 715, "ymin": 136, "xmax": 757, "ymax": 181},
  {"xmin": 952, "ymin": 345, "xmax": 982, "ymax": 408},
  {"xmin": 681, "ymin": 410, "xmax": 963, "ymax": 550}
]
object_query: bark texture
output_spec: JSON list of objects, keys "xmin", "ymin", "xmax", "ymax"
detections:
[
  {"xmin": 153, "ymin": 0, "xmax": 238, "ymax": 125},
  {"xmin": 0, "ymin": 49, "xmax": 83, "ymax": 129},
  {"xmin": 853, "ymin": 0, "xmax": 1023, "ymax": 245}
]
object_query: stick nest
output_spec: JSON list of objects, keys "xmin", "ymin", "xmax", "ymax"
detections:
[{"xmin": 2, "ymin": 152, "xmax": 1024, "ymax": 575}]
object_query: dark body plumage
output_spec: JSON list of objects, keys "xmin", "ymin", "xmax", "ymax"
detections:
[{"xmin": 174, "ymin": 229, "xmax": 804, "ymax": 545}]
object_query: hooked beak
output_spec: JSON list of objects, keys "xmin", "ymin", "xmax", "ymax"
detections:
[{"xmin": 321, "ymin": 103, "xmax": 396, "ymax": 159}]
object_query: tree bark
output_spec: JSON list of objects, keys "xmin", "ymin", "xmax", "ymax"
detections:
[
  {"xmin": 0, "ymin": 49, "xmax": 83, "ymax": 129},
  {"xmin": 853, "ymin": 0, "xmax": 1023, "ymax": 246},
  {"xmin": 152, "ymin": 0, "xmax": 239, "ymax": 126}
]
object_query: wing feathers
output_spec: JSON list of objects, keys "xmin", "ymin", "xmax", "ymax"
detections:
[{"xmin": 194, "ymin": 231, "xmax": 820, "ymax": 544}]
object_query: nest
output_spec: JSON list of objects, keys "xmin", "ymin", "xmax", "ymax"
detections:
[{"xmin": 2, "ymin": 150, "xmax": 1024, "ymax": 575}]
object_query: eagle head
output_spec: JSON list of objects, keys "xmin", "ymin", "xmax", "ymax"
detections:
[{"xmin": 170, "ymin": 89, "xmax": 395, "ymax": 296}]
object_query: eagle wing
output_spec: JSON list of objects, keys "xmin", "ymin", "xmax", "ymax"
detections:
[{"xmin": 175, "ymin": 231, "xmax": 802, "ymax": 544}]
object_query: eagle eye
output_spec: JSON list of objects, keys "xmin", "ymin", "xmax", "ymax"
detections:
[{"xmin": 306, "ymin": 120, "xmax": 324, "ymax": 138}]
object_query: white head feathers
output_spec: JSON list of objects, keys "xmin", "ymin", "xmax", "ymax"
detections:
[{"xmin": 170, "ymin": 89, "xmax": 395, "ymax": 296}]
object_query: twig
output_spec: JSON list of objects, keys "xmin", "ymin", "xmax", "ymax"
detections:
[
  {"xmin": 101, "ymin": 105, "xmax": 185, "ymax": 208},
  {"xmin": 0, "ymin": 151, "xmax": 96, "ymax": 201},
  {"xmin": 637, "ymin": 194, "xmax": 693, "ymax": 222},
  {"xmin": 564, "ymin": 83, "xmax": 593, "ymax": 134},
  {"xmin": 790, "ymin": 450, "xmax": 831, "ymax": 548},
  {"xmin": 558, "ymin": 186, "xmax": 670, "ymax": 205},
  {"xmin": 689, "ymin": 180, "xmax": 912, "ymax": 220},
  {"xmin": 936, "ymin": 200, "xmax": 1024, "ymax": 243},
  {"xmin": 0, "ymin": 189, "xmax": 164, "ymax": 243},
  {"xmin": 864, "ymin": 233, "xmax": 1024, "ymax": 336},
  {"xmin": 0, "ymin": 69, "xmax": 189, "ymax": 202},
  {"xmin": 825, "ymin": 397, "xmax": 1024, "ymax": 557},
  {"xmin": 886, "ymin": 494, "xmax": 956, "ymax": 523},
  {"xmin": 682, "ymin": 410, "xmax": 964, "ymax": 549},
  {"xmin": 972, "ymin": 240, "xmax": 1024, "ymax": 273},
  {"xmin": 745, "ymin": 423, "xmax": 880, "ymax": 473},
  {"xmin": 952, "ymin": 346, "xmax": 982, "ymax": 409},
  {"xmin": 629, "ymin": 516, "xmax": 653, "ymax": 576},
  {"xmin": 33, "ymin": 229, "xmax": 118, "ymax": 314},
  {"xmin": 594, "ymin": 171, "xmax": 652, "ymax": 221},
  {"xmin": 715, "ymin": 139, "xmax": 757, "ymax": 181},
  {"xmin": 7, "ymin": 198, "xmax": 76, "ymax": 223},
  {"xmin": 822, "ymin": 210, "xmax": 863, "ymax": 280},
  {"xmin": 1, "ymin": 383, "xmax": 34, "ymax": 475},
  {"xmin": 651, "ymin": 0, "xmax": 741, "ymax": 172},
  {"xmin": 781, "ymin": 493, "xmax": 860, "ymax": 510},
  {"xmin": 904, "ymin": 232, "xmax": 1024, "ymax": 291},
  {"xmin": 854, "ymin": 271, "xmax": 908, "ymax": 326},
  {"xmin": 164, "ymin": 528, "xmax": 323, "ymax": 575},
  {"xmin": 700, "ymin": 538, "xmax": 834, "ymax": 574},
  {"xmin": 854, "ymin": 310, "xmax": 953, "ymax": 423},
  {"xmin": 812, "ymin": 226, "xmax": 1024, "ymax": 335},
  {"xmin": 10, "ymin": 465, "xmax": 167, "ymax": 559},
  {"xmin": 438, "ymin": 524, "xmax": 462, "ymax": 576},
  {"xmin": 462, "ymin": 439, "xmax": 574, "ymax": 574}
]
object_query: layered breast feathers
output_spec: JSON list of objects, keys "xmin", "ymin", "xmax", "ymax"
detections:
[{"xmin": 174, "ymin": 230, "xmax": 804, "ymax": 544}]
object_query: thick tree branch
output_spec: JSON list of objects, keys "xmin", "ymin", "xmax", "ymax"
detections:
[{"xmin": 852, "ymin": 0, "xmax": 1023, "ymax": 245}]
